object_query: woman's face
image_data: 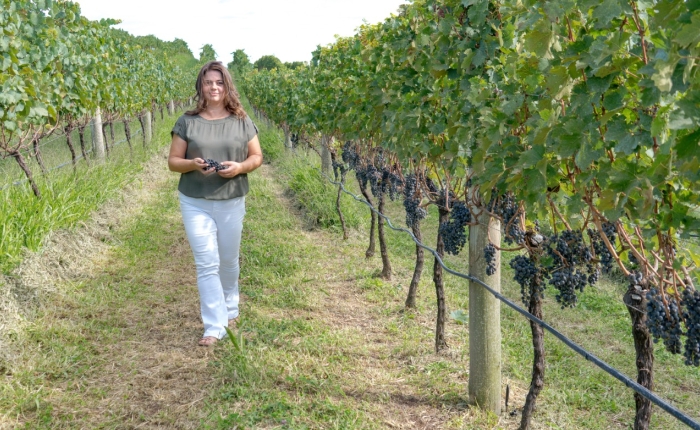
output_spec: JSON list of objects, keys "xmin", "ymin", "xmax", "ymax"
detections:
[{"xmin": 202, "ymin": 70, "xmax": 225, "ymax": 104}]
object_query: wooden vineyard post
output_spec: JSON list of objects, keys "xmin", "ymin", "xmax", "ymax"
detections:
[
  {"xmin": 468, "ymin": 212, "xmax": 502, "ymax": 415},
  {"xmin": 144, "ymin": 111, "xmax": 152, "ymax": 144},
  {"xmin": 92, "ymin": 107, "xmax": 105, "ymax": 160},
  {"xmin": 321, "ymin": 135, "xmax": 332, "ymax": 174},
  {"xmin": 284, "ymin": 126, "xmax": 292, "ymax": 149}
]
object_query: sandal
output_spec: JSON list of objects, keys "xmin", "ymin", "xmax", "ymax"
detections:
[{"xmin": 198, "ymin": 336, "xmax": 218, "ymax": 347}]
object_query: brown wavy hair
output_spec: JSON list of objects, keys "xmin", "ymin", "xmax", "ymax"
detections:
[{"xmin": 185, "ymin": 61, "xmax": 247, "ymax": 119}]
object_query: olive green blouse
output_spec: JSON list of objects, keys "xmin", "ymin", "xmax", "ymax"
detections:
[{"xmin": 172, "ymin": 114, "xmax": 258, "ymax": 200}]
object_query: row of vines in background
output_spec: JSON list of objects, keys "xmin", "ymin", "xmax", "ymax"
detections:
[
  {"xmin": 0, "ymin": 0, "xmax": 199, "ymax": 197},
  {"xmin": 238, "ymin": 0, "xmax": 700, "ymax": 428}
]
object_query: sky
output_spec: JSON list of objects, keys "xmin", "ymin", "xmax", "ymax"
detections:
[{"xmin": 75, "ymin": 0, "xmax": 410, "ymax": 64}]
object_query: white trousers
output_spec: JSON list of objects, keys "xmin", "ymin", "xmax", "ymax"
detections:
[{"xmin": 179, "ymin": 192, "xmax": 245, "ymax": 339}]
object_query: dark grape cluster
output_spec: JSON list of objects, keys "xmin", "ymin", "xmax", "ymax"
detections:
[
  {"xmin": 451, "ymin": 201, "xmax": 471, "ymax": 225},
  {"xmin": 548, "ymin": 230, "xmax": 592, "ymax": 267},
  {"xmin": 484, "ymin": 243, "xmax": 497, "ymax": 276},
  {"xmin": 403, "ymin": 174, "xmax": 427, "ymax": 228},
  {"xmin": 549, "ymin": 267, "xmax": 587, "ymax": 308},
  {"xmin": 586, "ymin": 264, "xmax": 600, "ymax": 285},
  {"xmin": 381, "ymin": 169, "xmax": 403, "ymax": 201},
  {"xmin": 341, "ymin": 141, "xmax": 359, "ymax": 170},
  {"xmin": 439, "ymin": 201, "xmax": 471, "ymax": 256},
  {"xmin": 629, "ymin": 252, "xmax": 639, "ymax": 267},
  {"xmin": 204, "ymin": 158, "xmax": 226, "ymax": 172},
  {"xmin": 509, "ymin": 255, "xmax": 543, "ymax": 304},
  {"xmin": 425, "ymin": 177, "xmax": 439, "ymax": 194},
  {"xmin": 602, "ymin": 221, "xmax": 617, "ymax": 241},
  {"xmin": 681, "ymin": 288, "xmax": 700, "ymax": 366},
  {"xmin": 646, "ymin": 286, "xmax": 683, "ymax": 354},
  {"xmin": 366, "ymin": 164, "xmax": 382, "ymax": 197},
  {"xmin": 587, "ymin": 223, "xmax": 616, "ymax": 273},
  {"xmin": 488, "ymin": 193, "xmax": 525, "ymax": 245},
  {"xmin": 374, "ymin": 150, "xmax": 386, "ymax": 169}
]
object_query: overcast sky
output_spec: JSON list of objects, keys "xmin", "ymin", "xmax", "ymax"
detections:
[{"xmin": 75, "ymin": 0, "xmax": 410, "ymax": 64}]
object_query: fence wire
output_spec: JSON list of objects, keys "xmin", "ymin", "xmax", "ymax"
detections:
[{"xmin": 1, "ymin": 124, "xmax": 143, "ymax": 192}]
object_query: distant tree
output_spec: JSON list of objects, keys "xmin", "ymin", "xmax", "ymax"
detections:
[
  {"xmin": 228, "ymin": 49, "xmax": 253, "ymax": 80},
  {"xmin": 172, "ymin": 38, "xmax": 192, "ymax": 56},
  {"xmin": 199, "ymin": 44, "xmax": 217, "ymax": 63},
  {"xmin": 254, "ymin": 55, "xmax": 282, "ymax": 71},
  {"xmin": 229, "ymin": 49, "xmax": 251, "ymax": 69},
  {"xmin": 284, "ymin": 61, "xmax": 306, "ymax": 70}
]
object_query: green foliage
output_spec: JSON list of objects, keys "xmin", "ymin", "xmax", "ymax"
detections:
[
  {"xmin": 0, "ymin": 0, "xmax": 199, "ymax": 200},
  {"xmin": 240, "ymin": 0, "xmax": 700, "ymax": 287},
  {"xmin": 254, "ymin": 55, "xmax": 283, "ymax": 71},
  {"xmin": 284, "ymin": 61, "xmax": 306, "ymax": 70},
  {"xmin": 199, "ymin": 43, "xmax": 217, "ymax": 63},
  {"xmin": 228, "ymin": 49, "xmax": 253, "ymax": 84}
]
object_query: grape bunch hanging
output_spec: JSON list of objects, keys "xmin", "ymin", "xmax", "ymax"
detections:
[
  {"xmin": 438, "ymin": 195, "xmax": 471, "ymax": 256},
  {"xmin": 484, "ymin": 193, "xmax": 604, "ymax": 309},
  {"xmin": 403, "ymin": 173, "xmax": 427, "ymax": 228}
]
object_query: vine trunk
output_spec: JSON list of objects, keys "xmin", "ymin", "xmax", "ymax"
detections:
[
  {"xmin": 520, "ymin": 285, "xmax": 545, "ymax": 430},
  {"xmin": 405, "ymin": 221, "xmax": 424, "ymax": 309},
  {"xmin": 123, "ymin": 119, "xmax": 132, "ymax": 152},
  {"xmin": 78, "ymin": 125, "xmax": 90, "ymax": 166},
  {"xmin": 433, "ymin": 207, "xmax": 449, "ymax": 352},
  {"xmin": 33, "ymin": 136, "xmax": 47, "ymax": 174},
  {"xmin": 624, "ymin": 288, "xmax": 654, "ymax": 430},
  {"xmin": 377, "ymin": 191, "xmax": 392, "ymax": 280},
  {"xmin": 12, "ymin": 151, "xmax": 40, "ymax": 198},
  {"xmin": 64, "ymin": 125, "xmax": 77, "ymax": 167},
  {"xmin": 358, "ymin": 179, "xmax": 376, "ymax": 258},
  {"xmin": 335, "ymin": 174, "xmax": 348, "ymax": 240}
]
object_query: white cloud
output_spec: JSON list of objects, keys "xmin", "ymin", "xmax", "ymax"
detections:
[{"xmin": 75, "ymin": 0, "xmax": 409, "ymax": 64}]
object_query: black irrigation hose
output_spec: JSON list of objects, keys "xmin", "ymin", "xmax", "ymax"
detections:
[{"xmin": 308, "ymin": 159, "xmax": 700, "ymax": 429}]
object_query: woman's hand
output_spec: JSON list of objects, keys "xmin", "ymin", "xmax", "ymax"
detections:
[
  {"xmin": 213, "ymin": 136, "xmax": 263, "ymax": 179},
  {"xmin": 193, "ymin": 157, "xmax": 216, "ymax": 175},
  {"xmin": 168, "ymin": 135, "xmax": 215, "ymax": 175},
  {"xmin": 217, "ymin": 161, "xmax": 242, "ymax": 178}
]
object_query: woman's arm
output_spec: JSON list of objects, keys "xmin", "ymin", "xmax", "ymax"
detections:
[
  {"xmin": 168, "ymin": 134, "xmax": 210, "ymax": 173},
  {"xmin": 218, "ymin": 135, "xmax": 264, "ymax": 178}
]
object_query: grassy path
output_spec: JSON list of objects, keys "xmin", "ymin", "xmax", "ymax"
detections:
[
  {"xmin": 0, "ymin": 151, "xmax": 499, "ymax": 429},
  {"xmin": 2, "ymin": 134, "xmax": 699, "ymax": 428}
]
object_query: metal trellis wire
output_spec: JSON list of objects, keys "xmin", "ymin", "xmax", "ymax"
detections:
[{"xmin": 0, "ymin": 126, "xmax": 143, "ymax": 192}]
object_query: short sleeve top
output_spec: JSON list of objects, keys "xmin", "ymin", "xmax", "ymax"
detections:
[{"xmin": 171, "ymin": 114, "xmax": 258, "ymax": 200}]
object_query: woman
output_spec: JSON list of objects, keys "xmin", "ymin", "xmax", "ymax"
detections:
[{"xmin": 168, "ymin": 61, "xmax": 263, "ymax": 346}]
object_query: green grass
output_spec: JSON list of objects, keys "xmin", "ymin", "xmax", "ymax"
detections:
[{"xmin": 0, "ymin": 114, "xmax": 178, "ymax": 274}]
